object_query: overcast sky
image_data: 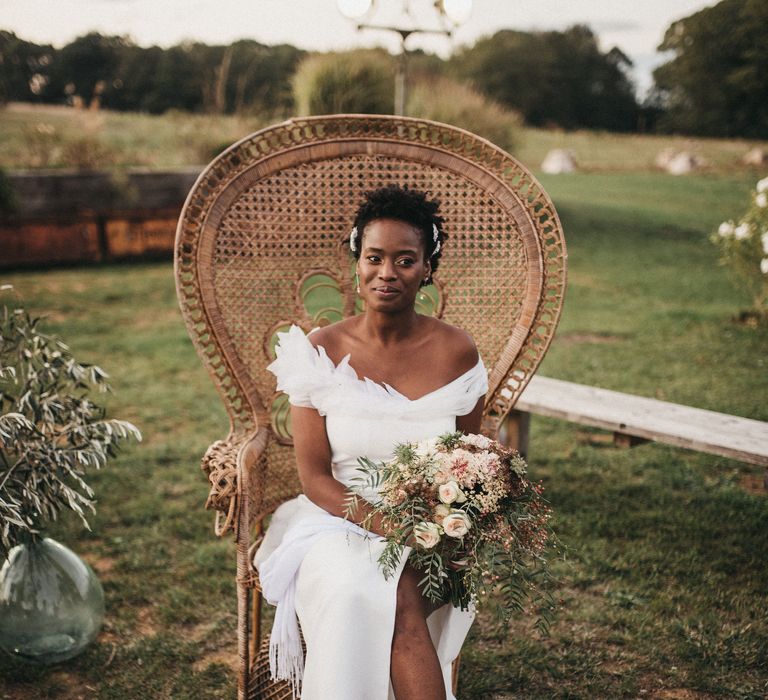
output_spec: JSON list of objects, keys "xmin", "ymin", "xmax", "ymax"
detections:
[{"xmin": 1, "ymin": 0, "xmax": 714, "ymax": 96}]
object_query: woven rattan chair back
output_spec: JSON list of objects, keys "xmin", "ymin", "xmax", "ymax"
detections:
[{"xmin": 174, "ymin": 115, "xmax": 566, "ymax": 699}]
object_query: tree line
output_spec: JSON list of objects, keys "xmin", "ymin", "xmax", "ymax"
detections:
[
  {"xmin": 0, "ymin": 32, "xmax": 303, "ymax": 115},
  {"xmin": 1, "ymin": 0, "xmax": 766, "ymax": 137}
]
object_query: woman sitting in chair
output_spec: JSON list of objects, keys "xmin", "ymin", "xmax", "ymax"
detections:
[{"xmin": 255, "ymin": 184, "xmax": 488, "ymax": 700}]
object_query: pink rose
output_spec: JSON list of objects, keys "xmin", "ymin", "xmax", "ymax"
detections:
[
  {"xmin": 414, "ymin": 522, "xmax": 441, "ymax": 549},
  {"xmin": 433, "ymin": 504, "xmax": 450, "ymax": 525},
  {"xmin": 442, "ymin": 511, "xmax": 471, "ymax": 538},
  {"xmin": 438, "ymin": 480, "xmax": 466, "ymax": 505}
]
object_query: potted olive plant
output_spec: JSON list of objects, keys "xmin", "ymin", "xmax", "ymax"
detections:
[{"xmin": 0, "ymin": 285, "xmax": 141, "ymax": 663}]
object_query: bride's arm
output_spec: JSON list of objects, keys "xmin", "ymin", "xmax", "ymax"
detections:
[
  {"xmin": 456, "ymin": 396, "xmax": 483, "ymax": 435},
  {"xmin": 290, "ymin": 403, "xmax": 391, "ymax": 536}
]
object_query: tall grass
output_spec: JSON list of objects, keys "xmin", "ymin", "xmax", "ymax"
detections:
[
  {"xmin": 407, "ymin": 75, "xmax": 520, "ymax": 154},
  {"xmin": 1, "ymin": 104, "xmax": 767, "ymax": 174},
  {"xmin": 0, "ymin": 105, "xmax": 273, "ymax": 171},
  {"xmin": 292, "ymin": 49, "xmax": 394, "ymax": 116}
]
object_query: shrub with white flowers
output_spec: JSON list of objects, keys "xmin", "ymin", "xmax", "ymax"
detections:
[{"xmin": 711, "ymin": 176, "xmax": 768, "ymax": 319}]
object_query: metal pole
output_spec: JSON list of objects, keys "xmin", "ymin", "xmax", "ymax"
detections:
[
  {"xmin": 354, "ymin": 21, "xmax": 455, "ymax": 118},
  {"xmin": 394, "ymin": 33, "xmax": 408, "ymax": 116}
]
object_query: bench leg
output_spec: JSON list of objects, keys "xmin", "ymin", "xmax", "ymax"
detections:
[
  {"xmin": 502, "ymin": 410, "xmax": 530, "ymax": 458},
  {"xmin": 613, "ymin": 432, "xmax": 649, "ymax": 448}
]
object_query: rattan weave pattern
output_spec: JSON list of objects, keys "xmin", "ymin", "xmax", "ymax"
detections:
[
  {"xmin": 207, "ymin": 156, "xmax": 535, "ymax": 526},
  {"xmin": 174, "ymin": 115, "xmax": 566, "ymax": 699},
  {"xmin": 176, "ymin": 116, "xmax": 566, "ymax": 455},
  {"xmin": 248, "ymin": 637, "xmax": 305, "ymax": 700}
]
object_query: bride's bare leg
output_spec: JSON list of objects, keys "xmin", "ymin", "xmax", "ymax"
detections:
[{"xmin": 391, "ymin": 564, "xmax": 445, "ymax": 699}]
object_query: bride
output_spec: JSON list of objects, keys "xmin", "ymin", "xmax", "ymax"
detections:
[{"xmin": 255, "ymin": 184, "xmax": 488, "ymax": 699}]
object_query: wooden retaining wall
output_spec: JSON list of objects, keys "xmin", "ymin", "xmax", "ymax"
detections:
[{"xmin": 0, "ymin": 169, "xmax": 201, "ymax": 269}]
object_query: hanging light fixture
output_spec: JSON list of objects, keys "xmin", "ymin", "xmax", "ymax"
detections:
[
  {"xmin": 337, "ymin": 0, "xmax": 472, "ymax": 116},
  {"xmin": 337, "ymin": 0, "xmax": 374, "ymax": 20},
  {"xmin": 442, "ymin": 0, "xmax": 472, "ymax": 25}
]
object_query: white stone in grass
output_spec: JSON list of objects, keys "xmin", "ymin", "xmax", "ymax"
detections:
[
  {"xmin": 761, "ymin": 258, "xmax": 768, "ymax": 275},
  {"xmin": 743, "ymin": 147, "xmax": 768, "ymax": 166},
  {"xmin": 761, "ymin": 231, "xmax": 768, "ymax": 255},
  {"xmin": 541, "ymin": 149, "xmax": 577, "ymax": 174},
  {"xmin": 757, "ymin": 192, "xmax": 768, "ymax": 208},
  {"xmin": 665, "ymin": 151, "xmax": 703, "ymax": 175},
  {"xmin": 757, "ymin": 176, "xmax": 768, "ymax": 194}
]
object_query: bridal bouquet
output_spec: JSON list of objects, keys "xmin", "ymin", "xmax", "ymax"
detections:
[{"xmin": 347, "ymin": 431, "xmax": 554, "ymax": 625}]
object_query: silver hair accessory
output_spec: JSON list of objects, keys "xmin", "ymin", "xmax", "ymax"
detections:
[
  {"xmin": 432, "ymin": 223, "xmax": 441, "ymax": 255},
  {"xmin": 349, "ymin": 226, "xmax": 358, "ymax": 253}
]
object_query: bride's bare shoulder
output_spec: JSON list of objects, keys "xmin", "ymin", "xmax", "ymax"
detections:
[
  {"xmin": 306, "ymin": 318, "xmax": 360, "ymax": 361},
  {"xmin": 422, "ymin": 317, "xmax": 479, "ymax": 373}
]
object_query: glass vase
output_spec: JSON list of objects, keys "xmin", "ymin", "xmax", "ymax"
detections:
[{"xmin": 0, "ymin": 536, "xmax": 105, "ymax": 664}]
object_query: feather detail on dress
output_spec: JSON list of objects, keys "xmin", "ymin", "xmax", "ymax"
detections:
[{"xmin": 267, "ymin": 324, "xmax": 488, "ymax": 419}]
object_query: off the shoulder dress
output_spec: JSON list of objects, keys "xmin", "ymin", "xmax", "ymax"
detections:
[{"xmin": 254, "ymin": 325, "xmax": 489, "ymax": 699}]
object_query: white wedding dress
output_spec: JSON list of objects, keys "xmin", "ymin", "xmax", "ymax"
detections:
[{"xmin": 254, "ymin": 325, "xmax": 489, "ymax": 700}]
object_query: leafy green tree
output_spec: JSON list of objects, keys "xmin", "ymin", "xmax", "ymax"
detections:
[
  {"xmin": 449, "ymin": 26, "xmax": 640, "ymax": 131},
  {"xmin": 0, "ymin": 31, "xmax": 55, "ymax": 104},
  {"xmin": 653, "ymin": 0, "xmax": 768, "ymax": 137},
  {"xmin": 224, "ymin": 40, "xmax": 303, "ymax": 115},
  {"xmin": 46, "ymin": 32, "xmax": 126, "ymax": 105},
  {"xmin": 138, "ymin": 42, "xmax": 206, "ymax": 113},
  {"xmin": 101, "ymin": 43, "xmax": 163, "ymax": 112}
]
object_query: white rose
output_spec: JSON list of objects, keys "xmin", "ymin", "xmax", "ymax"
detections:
[
  {"xmin": 757, "ymin": 192, "xmax": 768, "ymax": 208},
  {"xmin": 433, "ymin": 503, "xmax": 450, "ymax": 525},
  {"xmin": 734, "ymin": 223, "xmax": 751, "ymax": 240},
  {"xmin": 761, "ymin": 232, "xmax": 768, "ymax": 255},
  {"xmin": 757, "ymin": 176, "xmax": 768, "ymax": 194},
  {"xmin": 460, "ymin": 433, "xmax": 492, "ymax": 450},
  {"xmin": 761, "ymin": 258, "xmax": 768, "ymax": 275},
  {"xmin": 414, "ymin": 522, "xmax": 441, "ymax": 549},
  {"xmin": 414, "ymin": 437, "xmax": 439, "ymax": 458},
  {"xmin": 438, "ymin": 480, "xmax": 466, "ymax": 504},
  {"xmin": 442, "ymin": 511, "xmax": 471, "ymax": 538},
  {"xmin": 718, "ymin": 221, "xmax": 735, "ymax": 237}
]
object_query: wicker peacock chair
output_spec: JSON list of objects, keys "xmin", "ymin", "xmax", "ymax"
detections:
[{"xmin": 174, "ymin": 115, "xmax": 567, "ymax": 699}]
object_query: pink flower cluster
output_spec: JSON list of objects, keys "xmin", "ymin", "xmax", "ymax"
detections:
[
  {"xmin": 357, "ymin": 431, "xmax": 553, "ymax": 612},
  {"xmin": 380, "ymin": 432, "xmax": 533, "ymax": 552}
]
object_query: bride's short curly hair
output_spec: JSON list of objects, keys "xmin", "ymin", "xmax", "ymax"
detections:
[{"xmin": 349, "ymin": 184, "xmax": 445, "ymax": 282}]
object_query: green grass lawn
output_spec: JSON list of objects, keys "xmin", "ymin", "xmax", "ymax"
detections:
[{"xmin": 1, "ymin": 169, "xmax": 767, "ymax": 699}]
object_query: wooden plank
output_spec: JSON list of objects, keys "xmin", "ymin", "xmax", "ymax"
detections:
[{"xmin": 511, "ymin": 376, "xmax": 768, "ymax": 467}]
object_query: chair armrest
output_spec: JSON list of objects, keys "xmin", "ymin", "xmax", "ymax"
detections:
[{"xmin": 201, "ymin": 428, "xmax": 269, "ymax": 536}]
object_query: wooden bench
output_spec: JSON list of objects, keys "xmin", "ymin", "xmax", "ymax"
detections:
[{"xmin": 503, "ymin": 375, "xmax": 768, "ymax": 469}]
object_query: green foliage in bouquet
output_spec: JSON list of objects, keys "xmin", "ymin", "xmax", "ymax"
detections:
[
  {"xmin": 0, "ymin": 285, "xmax": 142, "ymax": 559},
  {"xmin": 711, "ymin": 176, "xmax": 768, "ymax": 321},
  {"xmin": 346, "ymin": 431, "xmax": 556, "ymax": 634}
]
